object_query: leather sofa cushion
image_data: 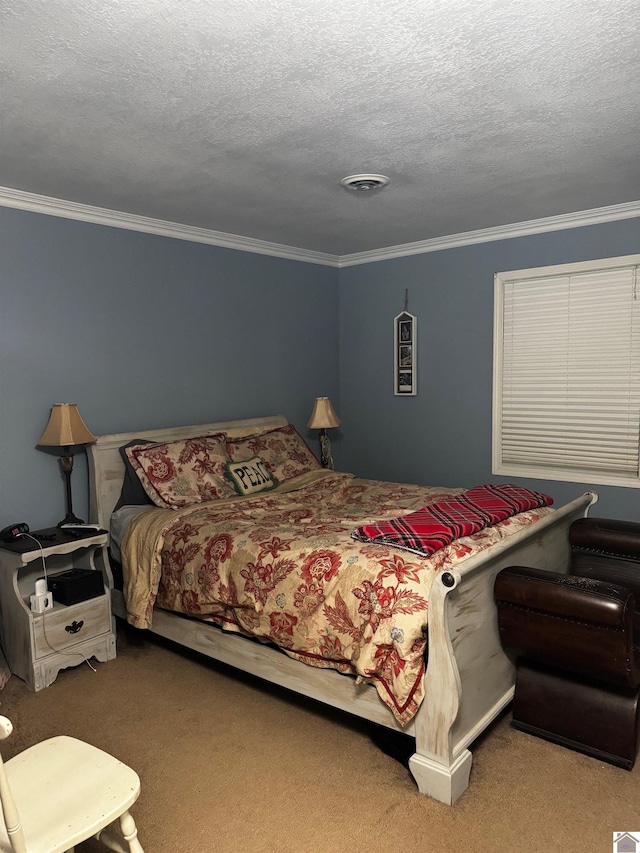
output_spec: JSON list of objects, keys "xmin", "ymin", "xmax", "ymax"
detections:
[{"xmin": 495, "ymin": 566, "xmax": 633, "ymax": 630}]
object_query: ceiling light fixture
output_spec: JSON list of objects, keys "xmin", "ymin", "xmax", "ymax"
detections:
[{"xmin": 340, "ymin": 174, "xmax": 390, "ymax": 192}]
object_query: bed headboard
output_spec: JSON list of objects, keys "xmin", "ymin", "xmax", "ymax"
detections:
[{"xmin": 87, "ymin": 414, "xmax": 289, "ymax": 531}]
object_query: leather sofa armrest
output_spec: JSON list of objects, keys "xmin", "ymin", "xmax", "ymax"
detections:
[
  {"xmin": 569, "ymin": 518, "xmax": 640, "ymax": 599},
  {"xmin": 570, "ymin": 517, "xmax": 640, "ymax": 561},
  {"xmin": 494, "ymin": 566, "xmax": 640, "ymax": 688},
  {"xmin": 495, "ymin": 566, "xmax": 632, "ymax": 628}
]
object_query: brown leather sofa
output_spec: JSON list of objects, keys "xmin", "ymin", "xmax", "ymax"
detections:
[{"xmin": 494, "ymin": 517, "xmax": 640, "ymax": 768}]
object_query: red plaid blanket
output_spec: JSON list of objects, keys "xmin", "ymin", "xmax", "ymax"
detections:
[{"xmin": 352, "ymin": 483, "xmax": 553, "ymax": 557}]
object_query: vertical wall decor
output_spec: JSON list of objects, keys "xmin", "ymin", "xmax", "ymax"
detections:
[{"xmin": 394, "ymin": 290, "xmax": 417, "ymax": 395}]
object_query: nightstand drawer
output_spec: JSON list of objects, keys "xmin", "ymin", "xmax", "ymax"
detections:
[{"xmin": 32, "ymin": 596, "xmax": 110, "ymax": 658}]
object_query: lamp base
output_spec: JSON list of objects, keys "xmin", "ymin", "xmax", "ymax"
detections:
[
  {"xmin": 319, "ymin": 431, "xmax": 334, "ymax": 470},
  {"xmin": 57, "ymin": 512, "xmax": 86, "ymax": 528},
  {"xmin": 57, "ymin": 453, "xmax": 85, "ymax": 527}
]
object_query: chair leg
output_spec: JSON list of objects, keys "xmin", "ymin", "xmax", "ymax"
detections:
[
  {"xmin": 120, "ymin": 811, "xmax": 144, "ymax": 853},
  {"xmin": 95, "ymin": 826, "xmax": 127, "ymax": 853},
  {"xmin": 95, "ymin": 811, "xmax": 144, "ymax": 853}
]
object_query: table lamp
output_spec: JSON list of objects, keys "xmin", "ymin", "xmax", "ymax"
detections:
[
  {"xmin": 37, "ymin": 403, "xmax": 96, "ymax": 527},
  {"xmin": 307, "ymin": 397, "xmax": 340, "ymax": 469}
]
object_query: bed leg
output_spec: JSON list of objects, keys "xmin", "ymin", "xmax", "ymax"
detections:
[
  {"xmin": 409, "ymin": 568, "xmax": 471, "ymax": 805},
  {"xmin": 408, "ymin": 748, "xmax": 472, "ymax": 805}
]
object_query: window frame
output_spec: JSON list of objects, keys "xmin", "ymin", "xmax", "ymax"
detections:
[{"xmin": 492, "ymin": 254, "xmax": 640, "ymax": 488}]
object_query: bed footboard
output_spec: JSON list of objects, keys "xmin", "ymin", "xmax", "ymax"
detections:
[{"xmin": 408, "ymin": 491, "xmax": 597, "ymax": 804}]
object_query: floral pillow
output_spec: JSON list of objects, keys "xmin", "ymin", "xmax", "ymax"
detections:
[
  {"xmin": 226, "ymin": 424, "xmax": 320, "ymax": 483},
  {"xmin": 125, "ymin": 433, "xmax": 235, "ymax": 508}
]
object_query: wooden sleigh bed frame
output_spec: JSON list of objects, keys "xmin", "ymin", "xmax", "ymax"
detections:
[{"xmin": 87, "ymin": 413, "xmax": 597, "ymax": 805}]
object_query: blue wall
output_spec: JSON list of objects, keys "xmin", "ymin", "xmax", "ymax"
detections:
[
  {"xmin": 0, "ymin": 207, "xmax": 340, "ymax": 529},
  {"xmin": 1, "ymin": 205, "xmax": 638, "ymax": 530},
  {"xmin": 338, "ymin": 218, "xmax": 640, "ymax": 520}
]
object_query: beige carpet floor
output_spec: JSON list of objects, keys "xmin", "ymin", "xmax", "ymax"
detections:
[{"xmin": 0, "ymin": 623, "xmax": 637, "ymax": 853}]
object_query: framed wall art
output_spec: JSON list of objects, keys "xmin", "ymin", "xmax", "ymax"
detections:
[{"xmin": 394, "ymin": 309, "xmax": 417, "ymax": 395}]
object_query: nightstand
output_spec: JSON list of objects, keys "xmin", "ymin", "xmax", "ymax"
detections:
[{"xmin": 0, "ymin": 528, "xmax": 116, "ymax": 691}]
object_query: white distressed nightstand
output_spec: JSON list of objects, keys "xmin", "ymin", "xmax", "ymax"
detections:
[{"xmin": 0, "ymin": 529, "xmax": 116, "ymax": 691}]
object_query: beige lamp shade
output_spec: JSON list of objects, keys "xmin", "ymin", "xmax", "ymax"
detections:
[
  {"xmin": 37, "ymin": 403, "xmax": 96, "ymax": 447},
  {"xmin": 307, "ymin": 397, "xmax": 341, "ymax": 429}
]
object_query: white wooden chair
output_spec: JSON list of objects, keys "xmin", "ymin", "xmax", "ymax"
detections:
[{"xmin": 0, "ymin": 716, "xmax": 144, "ymax": 853}]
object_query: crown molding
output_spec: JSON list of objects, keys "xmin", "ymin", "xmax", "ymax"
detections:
[
  {"xmin": 1, "ymin": 184, "xmax": 638, "ymax": 269},
  {"xmin": 0, "ymin": 185, "xmax": 340, "ymax": 268},
  {"xmin": 338, "ymin": 200, "xmax": 640, "ymax": 267}
]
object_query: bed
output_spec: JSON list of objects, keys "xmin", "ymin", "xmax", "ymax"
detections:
[{"xmin": 87, "ymin": 413, "xmax": 597, "ymax": 805}]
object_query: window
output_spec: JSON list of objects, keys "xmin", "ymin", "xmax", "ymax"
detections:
[{"xmin": 493, "ymin": 255, "xmax": 640, "ymax": 488}]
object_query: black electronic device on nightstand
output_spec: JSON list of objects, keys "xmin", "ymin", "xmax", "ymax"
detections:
[
  {"xmin": 0, "ymin": 523, "xmax": 30, "ymax": 543},
  {"xmin": 48, "ymin": 568, "xmax": 105, "ymax": 605}
]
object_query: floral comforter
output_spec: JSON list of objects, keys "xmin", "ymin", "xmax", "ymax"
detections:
[{"xmin": 120, "ymin": 470, "xmax": 553, "ymax": 724}]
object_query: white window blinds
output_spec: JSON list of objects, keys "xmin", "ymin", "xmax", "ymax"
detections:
[{"xmin": 493, "ymin": 256, "xmax": 640, "ymax": 487}]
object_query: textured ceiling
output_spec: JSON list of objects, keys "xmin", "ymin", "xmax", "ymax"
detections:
[{"xmin": 1, "ymin": 0, "xmax": 639, "ymax": 256}]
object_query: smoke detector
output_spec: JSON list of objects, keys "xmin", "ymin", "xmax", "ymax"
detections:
[{"xmin": 340, "ymin": 174, "xmax": 390, "ymax": 191}]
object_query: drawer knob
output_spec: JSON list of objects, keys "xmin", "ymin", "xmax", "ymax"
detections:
[{"xmin": 65, "ymin": 620, "xmax": 84, "ymax": 635}]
